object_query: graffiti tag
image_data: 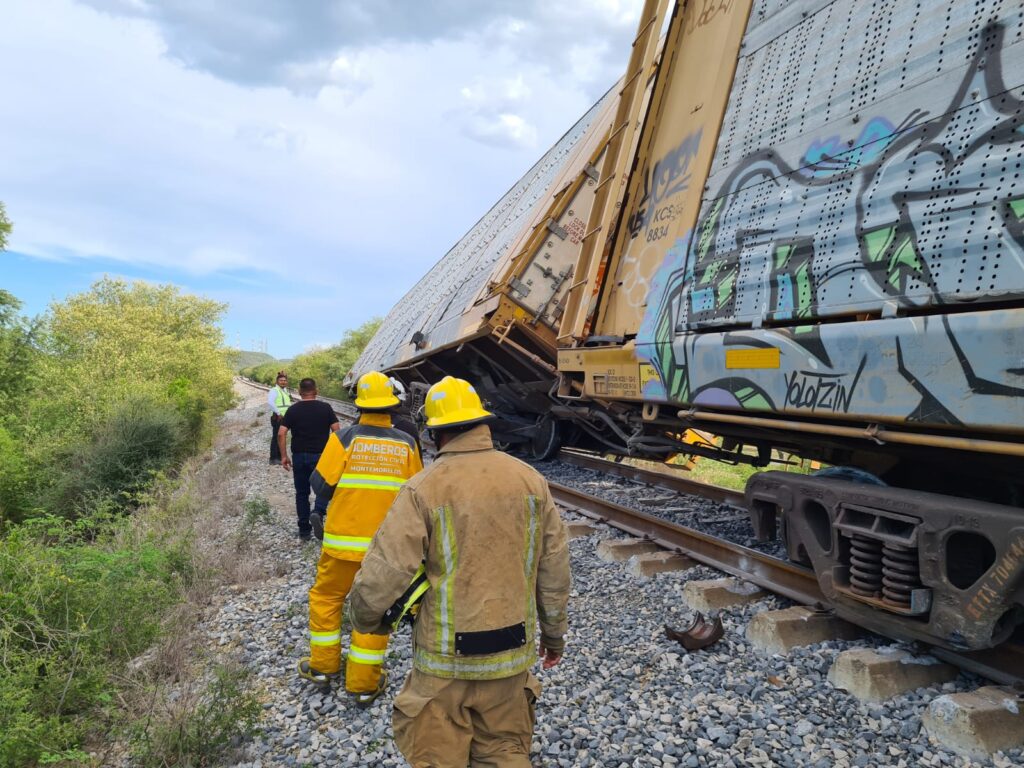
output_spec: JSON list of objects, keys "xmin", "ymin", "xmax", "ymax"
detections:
[
  {"xmin": 783, "ymin": 357, "xmax": 866, "ymax": 413},
  {"xmin": 628, "ymin": 129, "xmax": 702, "ymax": 241},
  {"xmin": 965, "ymin": 534, "xmax": 1024, "ymax": 621},
  {"xmin": 685, "ymin": 0, "xmax": 738, "ymax": 35}
]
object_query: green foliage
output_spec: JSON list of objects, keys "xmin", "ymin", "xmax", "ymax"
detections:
[
  {"xmin": 228, "ymin": 349, "xmax": 275, "ymax": 372},
  {"xmin": 46, "ymin": 397, "xmax": 188, "ymax": 518},
  {"xmin": 0, "ymin": 514, "xmax": 188, "ymax": 766},
  {"xmin": 0, "ymin": 201, "xmax": 11, "ymax": 251},
  {"xmin": 0, "ymin": 278, "xmax": 235, "ymax": 525},
  {"xmin": 0, "ymin": 290, "xmax": 38, "ymax": 424},
  {"xmin": 130, "ymin": 664, "xmax": 261, "ymax": 768},
  {"xmin": 242, "ymin": 496, "xmax": 273, "ymax": 530},
  {"xmin": 36, "ymin": 278, "xmax": 234, "ymax": 446},
  {"xmin": 242, "ymin": 318, "xmax": 381, "ymax": 400}
]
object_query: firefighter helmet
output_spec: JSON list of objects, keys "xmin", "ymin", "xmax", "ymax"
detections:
[
  {"xmin": 424, "ymin": 376, "xmax": 493, "ymax": 429},
  {"xmin": 353, "ymin": 371, "xmax": 400, "ymax": 410}
]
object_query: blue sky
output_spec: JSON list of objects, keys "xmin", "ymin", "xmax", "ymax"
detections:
[{"xmin": 1, "ymin": 0, "xmax": 642, "ymax": 357}]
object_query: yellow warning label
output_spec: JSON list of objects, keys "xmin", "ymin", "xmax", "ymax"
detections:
[
  {"xmin": 725, "ymin": 348, "xmax": 780, "ymax": 369},
  {"xmin": 638, "ymin": 362, "xmax": 661, "ymax": 387}
]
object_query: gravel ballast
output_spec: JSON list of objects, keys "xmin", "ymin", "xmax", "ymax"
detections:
[{"xmin": 200, "ymin": 384, "xmax": 1016, "ymax": 766}]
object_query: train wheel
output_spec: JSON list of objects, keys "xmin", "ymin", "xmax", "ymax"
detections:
[
  {"xmin": 529, "ymin": 415, "xmax": 561, "ymax": 461},
  {"xmin": 812, "ymin": 466, "xmax": 886, "ymax": 486}
]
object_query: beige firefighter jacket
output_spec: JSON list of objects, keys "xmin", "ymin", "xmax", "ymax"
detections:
[{"xmin": 349, "ymin": 424, "xmax": 570, "ymax": 681}]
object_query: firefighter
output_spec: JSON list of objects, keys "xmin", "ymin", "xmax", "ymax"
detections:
[
  {"xmin": 348, "ymin": 376, "xmax": 571, "ymax": 765},
  {"xmin": 297, "ymin": 371, "xmax": 423, "ymax": 706}
]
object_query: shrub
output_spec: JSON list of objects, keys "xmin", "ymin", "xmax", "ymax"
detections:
[
  {"xmin": 45, "ymin": 397, "xmax": 187, "ymax": 518},
  {"xmin": 130, "ymin": 664, "xmax": 261, "ymax": 768},
  {"xmin": 0, "ymin": 515, "xmax": 188, "ymax": 766}
]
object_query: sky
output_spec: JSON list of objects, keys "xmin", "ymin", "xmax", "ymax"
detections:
[{"xmin": 0, "ymin": 0, "xmax": 643, "ymax": 357}]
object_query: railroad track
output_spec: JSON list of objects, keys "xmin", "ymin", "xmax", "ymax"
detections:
[
  {"xmin": 547, "ymin": 456, "xmax": 1024, "ymax": 687},
  {"xmin": 239, "ymin": 378, "xmax": 1024, "ymax": 684}
]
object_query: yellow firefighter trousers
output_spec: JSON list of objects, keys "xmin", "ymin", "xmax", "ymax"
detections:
[
  {"xmin": 308, "ymin": 551, "xmax": 389, "ymax": 693},
  {"xmin": 392, "ymin": 668, "xmax": 542, "ymax": 767}
]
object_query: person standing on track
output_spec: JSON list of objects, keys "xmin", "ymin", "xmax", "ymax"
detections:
[
  {"xmin": 277, "ymin": 377, "xmax": 339, "ymax": 540},
  {"xmin": 298, "ymin": 371, "xmax": 423, "ymax": 706},
  {"xmin": 267, "ymin": 371, "xmax": 291, "ymax": 465},
  {"xmin": 348, "ymin": 375, "xmax": 571, "ymax": 766}
]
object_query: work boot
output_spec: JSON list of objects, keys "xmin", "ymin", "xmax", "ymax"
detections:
[
  {"xmin": 351, "ymin": 669, "xmax": 389, "ymax": 709},
  {"xmin": 297, "ymin": 658, "xmax": 338, "ymax": 689},
  {"xmin": 309, "ymin": 512, "xmax": 324, "ymax": 542}
]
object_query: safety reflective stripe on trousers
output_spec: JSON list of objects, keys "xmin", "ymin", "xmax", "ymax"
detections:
[
  {"xmin": 336, "ymin": 473, "xmax": 407, "ymax": 491},
  {"xmin": 309, "ymin": 629, "xmax": 341, "ymax": 646},
  {"xmin": 321, "ymin": 533, "xmax": 372, "ymax": 553},
  {"xmin": 348, "ymin": 644, "xmax": 386, "ymax": 666},
  {"xmin": 433, "ymin": 503, "xmax": 458, "ymax": 655}
]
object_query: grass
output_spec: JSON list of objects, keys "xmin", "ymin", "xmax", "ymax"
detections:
[
  {"xmin": 614, "ymin": 449, "xmax": 821, "ymax": 492},
  {"xmin": 0, "ymin": 438, "xmax": 275, "ymax": 767}
]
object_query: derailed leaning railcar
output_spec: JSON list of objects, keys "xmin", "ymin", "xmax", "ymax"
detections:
[
  {"xmin": 558, "ymin": 0, "xmax": 1024, "ymax": 650},
  {"xmin": 346, "ymin": 17, "xmax": 666, "ymax": 458}
]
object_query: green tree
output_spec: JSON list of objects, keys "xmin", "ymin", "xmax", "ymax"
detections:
[
  {"xmin": 35, "ymin": 278, "xmax": 234, "ymax": 444},
  {"xmin": 0, "ymin": 201, "xmax": 11, "ymax": 251},
  {"xmin": 288, "ymin": 318, "xmax": 381, "ymax": 399}
]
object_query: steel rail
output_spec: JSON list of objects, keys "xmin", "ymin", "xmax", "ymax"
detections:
[
  {"xmin": 557, "ymin": 449, "xmax": 745, "ymax": 506},
  {"xmin": 237, "ymin": 377, "xmax": 358, "ymax": 421},
  {"xmin": 548, "ymin": 481, "xmax": 822, "ymax": 606},
  {"xmin": 549, "ymin": 480, "xmax": 1024, "ymax": 685}
]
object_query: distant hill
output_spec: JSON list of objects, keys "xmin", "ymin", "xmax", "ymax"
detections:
[{"xmin": 229, "ymin": 349, "xmax": 276, "ymax": 372}]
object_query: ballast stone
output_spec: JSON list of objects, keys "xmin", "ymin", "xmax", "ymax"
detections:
[
  {"xmin": 746, "ymin": 606, "xmax": 862, "ymax": 654},
  {"xmin": 596, "ymin": 538, "xmax": 661, "ymax": 562},
  {"xmin": 683, "ymin": 578, "xmax": 765, "ymax": 613},
  {"xmin": 626, "ymin": 551, "xmax": 696, "ymax": 579},
  {"xmin": 828, "ymin": 647, "xmax": 958, "ymax": 701},
  {"xmin": 923, "ymin": 686, "xmax": 1024, "ymax": 758}
]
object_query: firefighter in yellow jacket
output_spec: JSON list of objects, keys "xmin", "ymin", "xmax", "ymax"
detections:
[
  {"xmin": 348, "ymin": 376, "xmax": 571, "ymax": 765},
  {"xmin": 297, "ymin": 371, "xmax": 423, "ymax": 705}
]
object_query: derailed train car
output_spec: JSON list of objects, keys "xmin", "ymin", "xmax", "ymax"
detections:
[
  {"xmin": 558, "ymin": 0, "xmax": 1024, "ymax": 651},
  {"xmin": 347, "ymin": 17, "xmax": 665, "ymax": 458},
  {"xmin": 351, "ymin": 0, "xmax": 1024, "ymax": 650}
]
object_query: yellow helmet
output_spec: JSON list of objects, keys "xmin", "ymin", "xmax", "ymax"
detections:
[
  {"xmin": 424, "ymin": 376, "xmax": 493, "ymax": 429},
  {"xmin": 354, "ymin": 371, "xmax": 400, "ymax": 410}
]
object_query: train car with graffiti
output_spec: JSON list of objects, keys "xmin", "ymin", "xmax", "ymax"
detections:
[{"xmin": 558, "ymin": 0, "xmax": 1024, "ymax": 651}]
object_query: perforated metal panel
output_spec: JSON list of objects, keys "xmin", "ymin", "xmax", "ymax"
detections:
[
  {"xmin": 352, "ymin": 88, "xmax": 615, "ymax": 378},
  {"xmin": 681, "ymin": 0, "xmax": 1024, "ymax": 330}
]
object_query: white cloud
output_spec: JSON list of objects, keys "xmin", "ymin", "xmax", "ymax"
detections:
[{"xmin": 2, "ymin": 0, "xmax": 644, "ymax": 353}]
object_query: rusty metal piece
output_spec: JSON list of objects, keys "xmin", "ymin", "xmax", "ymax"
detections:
[{"xmin": 664, "ymin": 612, "xmax": 725, "ymax": 651}]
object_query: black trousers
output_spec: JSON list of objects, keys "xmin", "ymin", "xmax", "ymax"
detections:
[{"xmin": 269, "ymin": 414, "xmax": 282, "ymax": 462}]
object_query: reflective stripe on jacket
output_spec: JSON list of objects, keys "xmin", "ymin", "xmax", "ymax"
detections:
[
  {"xmin": 310, "ymin": 412, "xmax": 423, "ymax": 562},
  {"xmin": 349, "ymin": 424, "xmax": 571, "ymax": 681}
]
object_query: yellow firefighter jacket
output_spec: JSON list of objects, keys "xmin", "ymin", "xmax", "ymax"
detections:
[
  {"xmin": 310, "ymin": 412, "xmax": 423, "ymax": 561},
  {"xmin": 349, "ymin": 424, "xmax": 571, "ymax": 680}
]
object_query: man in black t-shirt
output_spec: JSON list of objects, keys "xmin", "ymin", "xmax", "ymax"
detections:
[{"xmin": 278, "ymin": 378, "xmax": 340, "ymax": 540}]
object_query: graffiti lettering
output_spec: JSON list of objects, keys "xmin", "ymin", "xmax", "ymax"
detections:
[
  {"xmin": 685, "ymin": 0, "xmax": 737, "ymax": 35},
  {"xmin": 784, "ymin": 357, "xmax": 866, "ymax": 414},
  {"xmin": 965, "ymin": 535, "xmax": 1024, "ymax": 621},
  {"xmin": 628, "ymin": 129, "xmax": 702, "ymax": 240}
]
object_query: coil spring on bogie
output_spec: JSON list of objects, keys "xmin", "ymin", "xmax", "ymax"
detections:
[
  {"xmin": 848, "ymin": 534, "xmax": 884, "ymax": 598},
  {"xmin": 882, "ymin": 543, "xmax": 921, "ymax": 608}
]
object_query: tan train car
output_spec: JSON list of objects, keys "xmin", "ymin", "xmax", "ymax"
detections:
[
  {"xmin": 556, "ymin": 0, "xmax": 1024, "ymax": 650},
  {"xmin": 346, "ymin": 19, "xmax": 665, "ymax": 458}
]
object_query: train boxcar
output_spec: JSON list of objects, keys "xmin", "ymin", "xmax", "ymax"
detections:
[
  {"xmin": 346, "ymin": 18, "xmax": 666, "ymax": 458},
  {"xmin": 559, "ymin": 0, "xmax": 1024, "ymax": 650}
]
